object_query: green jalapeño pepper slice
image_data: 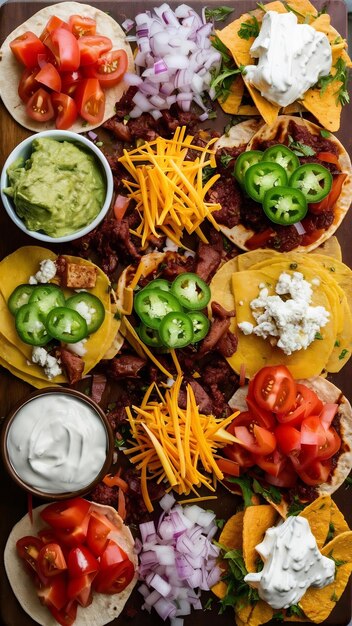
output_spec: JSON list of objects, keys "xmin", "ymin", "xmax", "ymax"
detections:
[
  {"xmin": 137, "ymin": 324, "xmax": 163, "ymax": 348},
  {"xmin": 244, "ymin": 162, "xmax": 288, "ymax": 203},
  {"xmin": 171, "ymin": 273, "xmax": 210, "ymax": 311},
  {"xmin": 8, "ymin": 284, "xmax": 36, "ymax": 315},
  {"xmin": 15, "ymin": 303, "xmax": 52, "ymax": 346},
  {"xmin": 188, "ymin": 311, "xmax": 210, "ymax": 342},
  {"xmin": 46, "ymin": 307, "xmax": 88, "ymax": 343},
  {"xmin": 134, "ymin": 288, "xmax": 182, "ymax": 330},
  {"xmin": 65, "ymin": 293, "xmax": 105, "ymax": 334},
  {"xmin": 142, "ymin": 279, "xmax": 171, "ymax": 292},
  {"xmin": 234, "ymin": 150, "xmax": 263, "ymax": 185},
  {"xmin": 263, "ymin": 186, "xmax": 308, "ymax": 225},
  {"xmin": 159, "ymin": 311, "xmax": 194, "ymax": 348},
  {"xmin": 289, "ymin": 163, "xmax": 332, "ymax": 203},
  {"xmin": 29, "ymin": 284, "xmax": 65, "ymax": 316},
  {"xmin": 262, "ymin": 145, "xmax": 300, "ymax": 177}
]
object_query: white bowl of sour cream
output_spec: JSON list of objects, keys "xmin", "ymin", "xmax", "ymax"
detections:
[
  {"xmin": 1, "ymin": 387, "xmax": 114, "ymax": 499},
  {"xmin": 0, "ymin": 129, "xmax": 114, "ymax": 244}
]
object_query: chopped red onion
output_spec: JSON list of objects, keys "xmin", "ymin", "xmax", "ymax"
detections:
[
  {"xmin": 87, "ymin": 130, "xmax": 98, "ymax": 141},
  {"xmin": 137, "ymin": 501, "xmax": 221, "ymax": 623},
  {"xmin": 123, "ymin": 72, "xmax": 143, "ymax": 87},
  {"xmin": 122, "ymin": 18, "xmax": 135, "ymax": 32},
  {"xmin": 293, "ymin": 221, "xmax": 306, "ymax": 234}
]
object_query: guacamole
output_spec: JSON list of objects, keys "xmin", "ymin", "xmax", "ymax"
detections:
[{"xmin": 4, "ymin": 138, "xmax": 106, "ymax": 237}]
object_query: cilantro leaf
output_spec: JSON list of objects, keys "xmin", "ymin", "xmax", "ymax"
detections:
[
  {"xmin": 225, "ymin": 475, "xmax": 255, "ymax": 507},
  {"xmin": 287, "ymin": 495, "xmax": 306, "ymax": 516},
  {"xmin": 320, "ymin": 129, "xmax": 331, "ymax": 138},
  {"xmin": 213, "ymin": 543, "xmax": 259, "ymax": 613},
  {"xmin": 286, "ymin": 605, "xmax": 304, "ymax": 617},
  {"xmin": 317, "ymin": 58, "xmax": 350, "ymax": 106},
  {"xmin": 205, "ymin": 6, "xmax": 234, "ymax": 22},
  {"xmin": 339, "ymin": 348, "xmax": 349, "ymax": 360},
  {"xmin": 210, "ymin": 65, "xmax": 246, "ymax": 102},
  {"xmin": 238, "ymin": 15, "xmax": 260, "ymax": 40},
  {"xmin": 220, "ymin": 154, "xmax": 234, "ymax": 167},
  {"xmin": 202, "ymin": 165, "xmax": 217, "ymax": 183},
  {"xmin": 253, "ymin": 478, "xmax": 282, "ymax": 504},
  {"xmin": 288, "ymin": 135, "xmax": 316, "ymax": 157}
]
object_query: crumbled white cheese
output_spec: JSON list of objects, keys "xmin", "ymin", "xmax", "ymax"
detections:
[
  {"xmin": 29, "ymin": 259, "xmax": 57, "ymax": 285},
  {"xmin": 63, "ymin": 339, "xmax": 87, "ymax": 357},
  {"xmin": 239, "ymin": 271, "xmax": 330, "ymax": 355},
  {"xmin": 311, "ymin": 277, "xmax": 321, "ymax": 286},
  {"xmin": 32, "ymin": 347, "xmax": 62, "ymax": 379},
  {"xmin": 74, "ymin": 301, "xmax": 95, "ymax": 326},
  {"xmin": 163, "ymin": 237, "xmax": 179, "ymax": 252}
]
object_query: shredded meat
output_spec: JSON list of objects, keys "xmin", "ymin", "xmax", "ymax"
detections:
[
  {"xmin": 268, "ymin": 225, "xmax": 303, "ymax": 252},
  {"xmin": 211, "ymin": 301, "xmax": 236, "ymax": 319},
  {"xmin": 199, "ymin": 318, "xmax": 230, "ymax": 354},
  {"xmin": 178, "ymin": 379, "xmax": 213, "ymax": 414},
  {"xmin": 103, "ymin": 119, "xmax": 132, "ymax": 142},
  {"xmin": 207, "ymin": 177, "xmax": 242, "ymax": 228},
  {"xmin": 58, "ymin": 348, "xmax": 84, "ymax": 385},
  {"xmin": 107, "ymin": 355, "xmax": 147, "ymax": 379},
  {"xmin": 195, "ymin": 242, "xmax": 222, "ymax": 282},
  {"xmin": 216, "ymin": 331, "xmax": 238, "ymax": 358}
]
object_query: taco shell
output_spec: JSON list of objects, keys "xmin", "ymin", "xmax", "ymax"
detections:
[
  {"xmin": 0, "ymin": 2, "xmax": 134, "ymax": 133},
  {"xmin": 4, "ymin": 502, "xmax": 137, "ymax": 626}
]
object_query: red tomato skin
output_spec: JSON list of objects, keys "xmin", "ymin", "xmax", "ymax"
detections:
[
  {"xmin": 74, "ymin": 78, "xmax": 105, "ymax": 124},
  {"xmin": 67, "ymin": 573, "xmax": 95, "ymax": 607},
  {"xmin": 60, "ymin": 69, "xmax": 84, "ymax": 96},
  {"xmin": 252, "ymin": 365, "xmax": 296, "ymax": 414},
  {"xmin": 51, "ymin": 93, "xmax": 78, "ymax": 130},
  {"xmin": 48, "ymin": 601, "xmax": 78, "ymax": 626},
  {"xmin": 16, "ymin": 535, "xmax": 44, "ymax": 571},
  {"xmin": 18, "ymin": 67, "xmax": 40, "ymax": 103},
  {"xmin": 40, "ymin": 498, "xmax": 91, "ymax": 531},
  {"xmin": 69, "ymin": 15, "xmax": 96, "ymax": 38},
  {"xmin": 40, "ymin": 16, "xmax": 71, "ymax": 43},
  {"xmin": 67, "ymin": 545, "xmax": 99, "ymax": 578},
  {"xmin": 50, "ymin": 28, "xmax": 80, "ymax": 71},
  {"xmin": 86, "ymin": 511, "xmax": 116, "ymax": 557},
  {"xmin": 35, "ymin": 62, "xmax": 62, "ymax": 92},
  {"xmin": 264, "ymin": 463, "xmax": 298, "ymax": 488},
  {"xmin": 37, "ymin": 543, "xmax": 67, "ymax": 578},
  {"xmin": 275, "ymin": 424, "xmax": 301, "ymax": 456},
  {"xmin": 37, "ymin": 573, "xmax": 67, "ymax": 611},
  {"xmin": 26, "ymin": 88, "xmax": 55, "ymax": 122},
  {"xmin": 216, "ymin": 458, "xmax": 240, "ymax": 477},
  {"xmin": 10, "ymin": 31, "xmax": 46, "ymax": 68},
  {"xmin": 93, "ymin": 540, "xmax": 135, "ymax": 594},
  {"xmin": 83, "ymin": 49, "xmax": 128, "ymax": 87},
  {"xmin": 77, "ymin": 35, "xmax": 112, "ymax": 66},
  {"xmin": 297, "ymin": 459, "xmax": 333, "ymax": 486}
]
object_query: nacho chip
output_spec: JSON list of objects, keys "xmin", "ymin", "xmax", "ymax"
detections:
[
  {"xmin": 299, "ymin": 494, "xmax": 332, "ymax": 549},
  {"xmin": 218, "ymin": 76, "xmax": 244, "ymax": 114},
  {"xmin": 300, "ymin": 531, "xmax": 352, "ymax": 622},
  {"xmin": 219, "ymin": 511, "xmax": 244, "ymax": 549},
  {"xmin": 246, "ymin": 601, "xmax": 274, "ymax": 625},
  {"xmin": 329, "ymin": 499, "xmax": 350, "ymax": 537},
  {"xmin": 243, "ymin": 505, "xmax": 278, "ymax": 572}
]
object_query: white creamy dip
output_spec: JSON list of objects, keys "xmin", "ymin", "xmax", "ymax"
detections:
[
  {"xmin": 244, "ymin": 11, "xmax": 332, "ymax": 107},
  {"xmin": 7, "ymin": 393, "xmax": 107, "ymax": 493},
  {"xmin": 244, "ymin": 516, "xmax": 335, "ymax": 609}
]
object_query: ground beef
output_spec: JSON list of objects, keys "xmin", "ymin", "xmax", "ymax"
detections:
[
  {"xmin": 90, "ymin": 483, "xmax": 119, "ymax": 508},
  {"xmin": 103, "ymin": 119, "xmax": 132, "ymax": 142},
  {"xmin": 107, "ymin": 355, "xmax": 147, "ymax": 379},
  {"xmin": 195, "ymin": 241, "xmax": 222, "ymax": 282},
  {"xmin": 268, "ymin": 225, "xmax": 303, "ymax": 252},
  {"xmin": 159, "ymin": 252, "xmax": 195, "ymax": 280},
  {"xmin": 207, "ymin": 177, "xmax": 242, "ymax": 228},
  {"xmin": 240, "ymin": 197, "xmax": 271, "ymax": 231},
  {"xmin": 302, "ymin": 210, "xmax": 334, "ymax": 233},
  {"xmin": 178, "ymin": 379, "xmax": 213, "ymax": 414},
  {"xmin": 216, "ymin": 331, "xmax": 238, "ymax": 358},
  {"xmin": 216, "ymin": 145, "xmax": 246, "ymax": 172},
  {"xmin": 299, "ymin": 155, "xmax": 340, "ymax": 175},
  {"xmin": 288, "ymin": 120, "xmax": 339, "ymax": 155},
  {"xmin": 58, "ymin": 348, "xmax": 84, "ymax": 385},
  {"xmin": 202, "ymin": 357, "xmax": 238, "ymax": 388}
]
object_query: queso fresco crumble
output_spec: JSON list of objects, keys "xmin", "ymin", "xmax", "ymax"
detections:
[{"xmin": 238, "ymin": 271, "xmax": 330, "ymax": 355}]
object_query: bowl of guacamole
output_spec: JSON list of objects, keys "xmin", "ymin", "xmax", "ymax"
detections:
[{"xmin": 0, "ymin": 130, "xmax": 113, "ymax": 243}]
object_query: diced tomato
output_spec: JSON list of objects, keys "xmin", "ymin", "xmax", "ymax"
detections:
[
  {"xmin": 18, "ymin": 66, "xmax": 39, "ymax": 102},
  {"xmin": 41, "ymin": 498, "xmax": 91, "ymax": 531},
  {"xmin": 78, "ymin": 35, "xmax": 112, "ymax": 66},
  {"xmin": 16, "ymin": 535, "xmax": 44, "ymax": 571},
  {"xmin": 67, "ymin": 573, "xmax": 95, "ymax": 607},
  {"xmin": 83, "ymin": 49, "xmax": 128, "ymax": 87},
  {"xmin": 86, "ymin": 511, "xmax": 116, "ymax": 557},
  {"xmin": 48, "ymin": 601, "xmax": 78, "ymax": 626},
  {"xmin": 216, "ymin": 458, "xmax": 240, "ymax": 477},
  {"xmin": 234, "ymin": 424, "xmax": 276, "ymax": 456},
  {"xmin": 246, "ymin": 228, "xmax": 275, "ymax": 250},
  {"xmin": 52, "ymin": 93, "xmax": 78, "ymax": 129},
  {"xmin": 37, "ymin": 543, "xmax": 67, "ymax": 578},
  {"xmin": 40, "ymin": 16, "xmax": 71, "ymax": 43},
  {"xmin": 264, "ymin": 462, "xmax": 298, "ymax": 488},
  {"xmin": 74, "ymin": 78, "xmax": 105, "ymax": 124},
  {"xmin": 222, "ymin": 441, "xmax": 255, "ymax": 469},
  {"xmin": 296, "ymin": 384, "xmax": 324, "ymax": 418},
  {"xmin": 35, "ymin": 62, "xmax": 62, "ymax": 92},
  {"xmin": 54, "ymin": 513, "xmax": 90, "ymax": 548},
  {"xmin": 38, "ymin": 528, "xmax": 59, "ymax": 545},
  {"xmin": 275, "ymin": 424, "xmax": 301, "ymax": 456},
  {"xmin": 10, "ymin": 31, "xmax": 47, "ymax": 68},
  {"xmin": 93, "ymin": 540, "xmax": 135, "ymax": 594},
  {"xmin": 113, "ymin": 195, "xmax": 130, "ymax": 221},
  {"xmin": 300, "ymin": 415, "xmax": 327, "ymax": 446},
  {"xmin": 297, "ymin": 459, "xmax": 333, "ymax": 486},
  {"xmin": 49, "ymin": 28, "xmax": 80, "ymax": 72},
  {"xmin": 254, "ymin": 450, "xmax": 286, "ymax": 477},
  {"xmin": 309, "ymin": 173, "xmax": 347, "ymax": 214},
  {"xmin": 319, "ymin": 403, "xmax": 339, "ymax": 430},
  {"xmin": 67, "ymin": 545, "xmax": 99, "ymax": 578},
  {"xmin": 37, "ymin": 574, "xmax": 67, "ymax": 611},
  {"xmin": 37, "ymin": 49, "xmax": 57, "ymax": 68},
  {"xmin": 245, "ymin": 395, "xmax": 276, "ymax": 429},
  {"xmin": 69, "ymin": 15, "xmax": 96, "ymax": 38},
  {"xmin": 316, "ymin": 427, "xmax": 341, "ymax": 461},
  {"xmin": 252, "ymin": 365, "xmax": 296, "ymax": 414},
  {"xmin": 60, "ymin": 69, "xmax": 84, "ymax": 96},
  {"xmin": 317, "ymin": 152, "xmax": 339, "ymax": 165},
  {"xmin": 26, "ymin": 88, "xmax": 54, "ymax": 122}
]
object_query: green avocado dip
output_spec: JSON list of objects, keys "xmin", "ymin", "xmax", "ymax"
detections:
[{"xmin": 4, "ymin": 137, "xmax": 106, "ymax": 238}]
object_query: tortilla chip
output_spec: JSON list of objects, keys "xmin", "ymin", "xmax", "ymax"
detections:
[
  {"xmin": 247, "ymin": 601, "xmax": 274, "ymax": 625},
  {"xmin": 211, "ymin": 580, "xmax": 227, "ymax": 600},
  {"xmin": 243, "ymin": 505, "xmax": 278, "ymax": 572},
  {"xmin": 218, "ymin": 76, "xmax": 244, "ymax": 114},
  {"xmin": 300, "ymin": 532, "xmax": 352, "ymax": 622},
  {"xmin": 0, "ymin": 2, "xmax": 134, "ymax": 133},
  {"xmin": 329, "ymin": 500, "xmax": 350, "ymax": 537},
  {"xmin": 4, "ymin": 503, "xmax": 137, "ymax": 626},
  {"xmin": 219, "ymin": 511, "xmax": 244, "ymax": 549},
  {"xmin": 299, "ymin": 494, "xmax": 332, "ymax": 549}
]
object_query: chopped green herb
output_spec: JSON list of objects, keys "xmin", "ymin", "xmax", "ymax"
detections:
[
  {"xmin": 286, "ymin": 605, "xmax": 304, "ymax": 618},
  {"xmin": 205, "ymin": 6, "xmax": 234, "ymax": 22},
  {"xmin": 213, "ymin": 543, "xmax": 259, "ymax": 613},
  {"xmin": 96, "ymin": 141, "xmax": 104, "ymax": 147},
  {"xmin": 253, "ymin": 478, "xmax": 282, "ymax": 504},
  {"xmin": 83, "ymin": 385, "xmax": 91, "ymax": 396},
  {"xmin": 207, "ymin": 110, "xmax": 217, "ymax": 120},
  {"xmin": 315, "ymin": 332, "xmax": 323, "ymax": 340},
  {"xmin": 114, "ymin": 437, "xmax": 126, "ymax": 449},
  {"xmin": 287, "ymin": 495, "xmax": 306, "ymax": 516},
  {"xmin": 220, "ymin": 154, "xmax": 234, "ymax": 167},
  {"xmin": 317, "ymin": 58, "xmax": 350, "ymax": 106},
  {"xmin": 256, "ymin": 557, "xmax": 264, "ymax": 572},
  {"xmin": 345, "ymin": 476, "xmax": 352, "ymax": 488},
  {"xmin": 288, "ymin": 135, "xmax": 316, "ymax": 157},
  {"xmin": 211, "ymin": 34, "xmax": 233, "ymax": 63},
  {"xmin": 283, "ymin": 2, "xmax": 306, "ymax": 20},
  {"xmin": 114, "ymin": 311, "xmax": 121, "ymax": 320},
  {"xmin": 216, "ymin": 518, "xmax": 226, "ymax": 529},
  {"xmin": 107, "ymin": 401, "xmax": 117, "ymax": 411},
  {"xmin": 330, "ymin": 590, "xmax": 339, "ymax": 602},
  {"xmin": 222, "ymin": 234, "xmax": 233, "ymax": 252},
  {"xmin": 256, "ymin": 2, "xmax": 268, "ymax": 11},
  {"xmin": 238, "ymin": 15, "xmax": 260, "ymax": 40},
  {"xmin": 273, "ymin": 612, "xmax": 285, "ymax": 622},
  {"xmin": 317, "ymin": 4, "xmax": 328, "ymax": 15},
  {"xmin": 202, "ymin": 165, "xmax": 217, "ymax": 183},
  {"xmin": 339, "ymin": 349, "xmax": 349, "ymax": 360},
  {"xmin": 226, "ymin": 475, "xmax": 255, "ymax": 508},
  {"xmin": 326, "ymin": 522, "xmax": 335, "ymax": 542},
  {"xmin": 320, "ymin": 129, "xmax": 331, "ymax": 138},
  {"xmin": 210, "ymin": 65, "xmax": 246, "ymax": 102},
  {"xmin": 333, "ymin": 35, "xmax": 343, "ymax": 45},
  {"xmin": 334, "ymin": 339, "xmax": 341, "ymax": 347},
  {"xmin": 81, "ymin": 121, "xmax": 88, "ymax": 127},
  {"xmin": 328, "ymin": 551, "xmax": 347, "ymax": 567},
  {"xmin": 123, "ymin": 114, "xmax": 130, "ymax": 122}
]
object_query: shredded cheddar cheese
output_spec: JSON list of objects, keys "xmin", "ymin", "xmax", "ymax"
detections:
[
  {"xmin": 118, "ymin": 126, "xmax": 222, "ymax": 247},
  {"xmin": 125, "ymin": 374, "xmax": 239, "ymax": 512}
]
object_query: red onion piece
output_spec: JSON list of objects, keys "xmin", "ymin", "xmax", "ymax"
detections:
[
  {"xmin": 293, "ymin": 221, "xmax": 306, "ymax": 234},
  {"xmin": 122, "ymin": 18, "xmax": 135, "ymax": 32}
]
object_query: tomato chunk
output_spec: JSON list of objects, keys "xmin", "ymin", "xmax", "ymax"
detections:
[
  {"xmin": 252, "ymin": 365, "xmax": 296, "ymax": 414},
  {"xmin": 49, "ymin": 28, "xmax": 80, "ymax": 71},
  {"xmin": 275, "ymin": 424, "xmax": 301, "ymax": 456},
  {"xmin": 18, "ymin": 67, "xmax": 40, "ymax": 102},
  {"xmin": 40, "ymin": 498, "xmax": 91, "ymax": 530},
  {"xmin": 216, "ymin": 458, "xmax": 240, "ymax": 477},
  {"xmin": 37, "ymin": 543, "xmax": 67, "ymax": 578},
  {"xmin": 78, "ymin": 35, "xmax": 112, "ymax": 66},
  {"xmin": 26, "ymin": 88, "xmax": 54, "ymax": 122},
  {"xmin": 48, "ymin": 601, "xmax": 78, "ymax": 626},
  {"xmin": 86, "ymin": 511, "xmax": 116, "ymax": 557},
  {"xmin": 35, "ymin": 62, "xmax": 62, "ymax": 92},
  {"xmin": 93, "ymin": 540, "xmax": 135, "ymax": 594},
  {"xmin": 67, "ymin": 573, "xmax": 95, "ymax": 607},
  {"xmin": 83, "ymin": 49, "xmax": 128, "ymax": 87},
  {"xmin": 69, "ymin": 15, "xmax": 96, "ymax": 38},
  {"xmin": 37, "ymin": 574, "xmax": 67, "ymax": 611},
  {"xmin": 234, "ymin": 424, "xmax": 276, "ymax": 456},
  {"xmin": 10, "ymin": 31, "xmax": 46, "ymax": 68},
  {"xmin": 52, "ymin": 93, "xmax": 78, "ymax": 129},
  {"xmin": 67, "ymin": 545, "xmax": 99, "ymax": 578},
  {"xmin": 74, "ymin": 78, "xmax": 105, "ymax": 124}
]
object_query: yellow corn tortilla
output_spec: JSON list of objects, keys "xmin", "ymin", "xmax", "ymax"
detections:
[
  {"xmin": 0, "ymin": 246, "xmax": 120, "ymax": 387},
  {"xmin": 216, "ymin": 0, "xmax": 351, "ymax": 130},
  {"xmin": 0, "ymin": 2, "xmax": 135, "ymax": 133},
  {"xmin": 217, "ymin": 116, "xmax": 352, "ymax": 254},
  {"xmin": 298, "ymin": 494, "xmax": 332, "ymax": 549},
  {"xmin": 243, "ymin": 505, "xmax": 278, "ymax": 572},
  {"xmin": 4, "ymin": 502, "xmax": 137, "ymax": 626}
]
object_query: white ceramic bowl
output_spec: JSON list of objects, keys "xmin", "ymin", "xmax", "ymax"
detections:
[{"xmin": 0, "ymin": 129, "xmax": 113, "ymax": 243}]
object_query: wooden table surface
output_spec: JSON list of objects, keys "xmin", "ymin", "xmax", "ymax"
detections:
[{"xmin": 0, "ymin": 1, "xmax": 352, "ymax": 625}]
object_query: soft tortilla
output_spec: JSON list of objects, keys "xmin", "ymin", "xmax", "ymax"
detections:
[
  {"xmin": 217, "ymin": 115, "xmax": 352, "ymax": 253},
  {"xmin": 0, "ymin": 2, "xmax": 134, "ymax": 133},
  {"xmin": 4, "ymin": 502, "xmax": 137, "ymax": 626},
  {"xmin": 228, "ymin": 377, "xmax": 352, "ymax": 495}
]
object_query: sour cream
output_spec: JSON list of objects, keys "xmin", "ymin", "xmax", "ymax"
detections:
[
  {"xmin": 6, "ymin": 393, "xmax": 108, "ymax": 493},
  {"xmin": 244, "ymin": 11, "xmax": 332, "ymax": 107},
  {"xmin": 244, "ymin": 516, "xmax": 335, "ymax": 609}
]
